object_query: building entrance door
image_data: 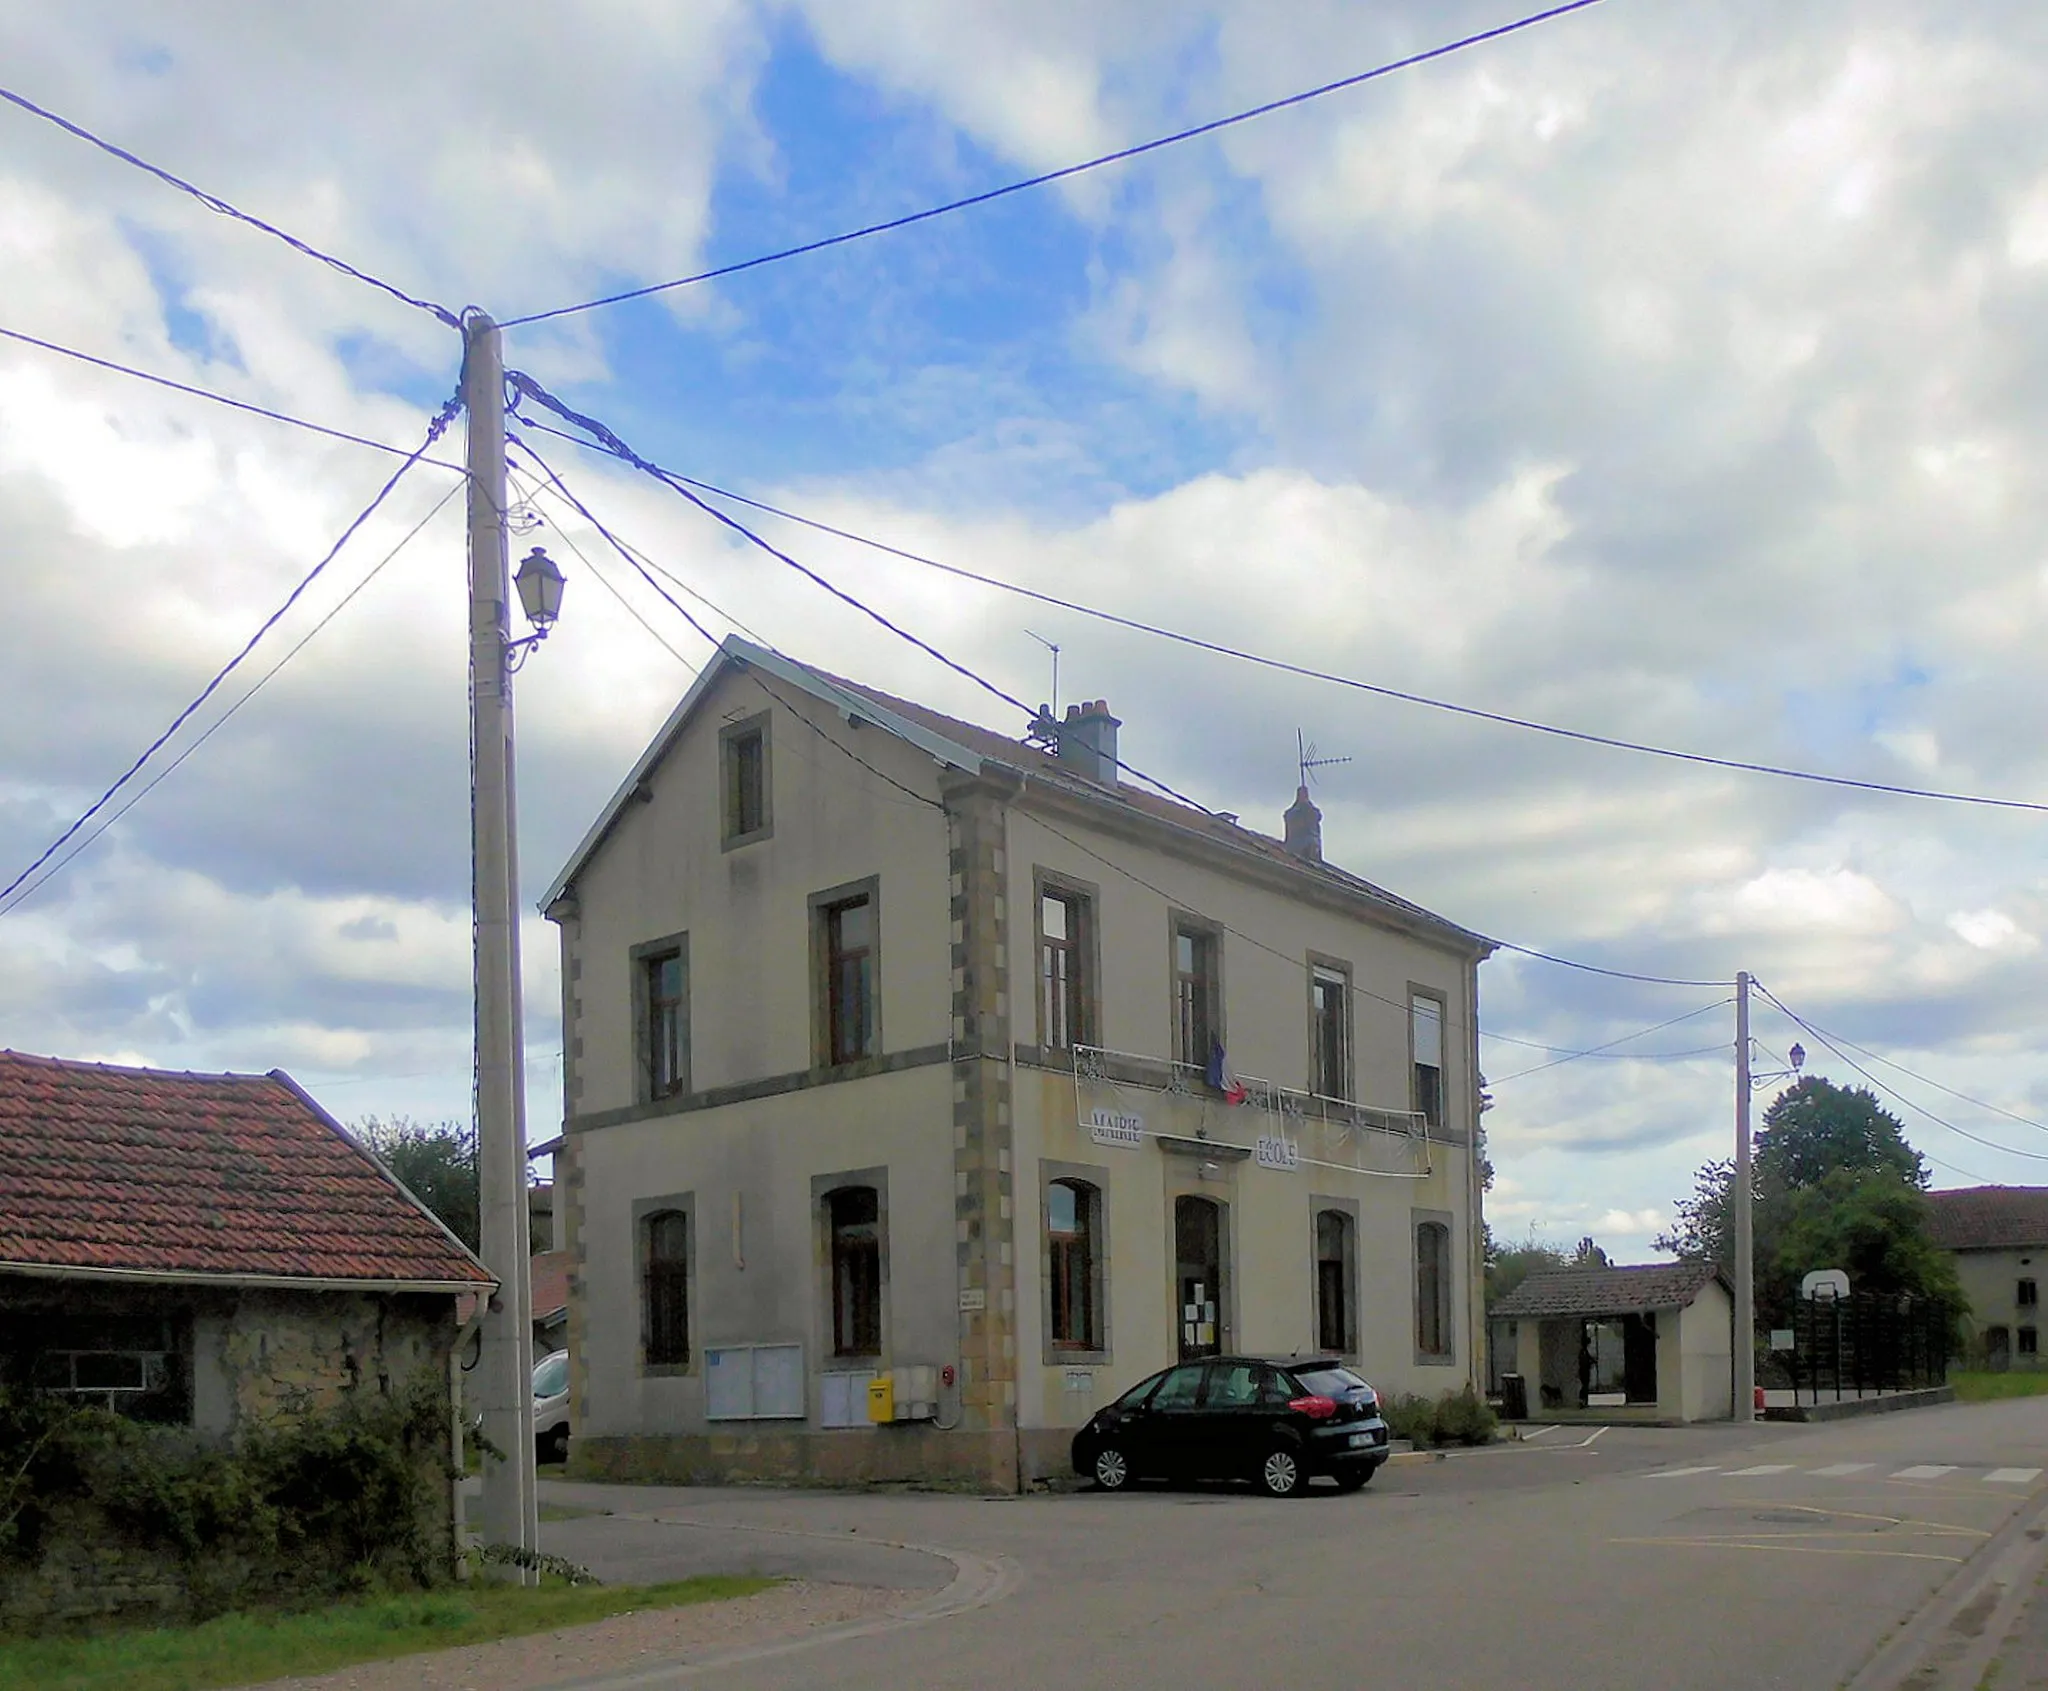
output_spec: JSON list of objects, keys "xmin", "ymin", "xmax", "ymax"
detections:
[{"xmin": 1175, "ymin": 1195, "xmax": 1224, "ymax": 1361}]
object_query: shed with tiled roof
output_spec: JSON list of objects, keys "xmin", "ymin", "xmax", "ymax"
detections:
[{"xmin": 0, "ymin": 1050, "xmax": 490, "ymax": 1440}]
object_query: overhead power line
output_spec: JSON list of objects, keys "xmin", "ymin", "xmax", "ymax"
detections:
[
  {"xmin": 499, "ymin": 0, "xmax": 1608, "ymax": 328},
  {"xmin": 0, "ymin": 86, "xmax": 460, "ymax": 329},
  {"xmin": 1487, "ymin": 999, "xmax": 1732, "ymax": 1084},
  {"xmin": 0, "ymin": 477, "xmax": 465, "ymax": 916},
  {"xmin": 553, "ymin": 439, "xmax": 2048, "ymax": 820},
  {"xmin": 0, "ymin": 390, "xmax": 462, "ymax": 914},
  {"xmin": 506, "ymin": 373, "xmax": 1224, "ymax": 817},
  {"xmin": 0, "ymin": 323, "xmax": 466, "ymax": 469},
  {"xmin": 1762, "ymin": 1009, "xmax": 2048, "ymax": 1140},
  {"xmin": 1754, "ymin": 983, "xmax": 2048, "ymax": 1168}
]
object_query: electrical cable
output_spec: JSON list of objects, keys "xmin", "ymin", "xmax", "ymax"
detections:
[
  {"xmin": 499, "ymin": 0, "xmax": 1607, "ymax": 328},
  {"xmin": 1753, "ymin": 984, "xmax": 2048, "ymax": 1167},
  {"xmin": 1764, "ymin": 1009, "xmax": 2048, "ymax": 1140},
  {"xmin": 554, "ymin": 429, "xmax": 2048, "ymax": 822},
  {"xmin": 506, "ymin": 374, "xmax": 1221, "ymax": 817},
  {"xmin": 0, "ymin": 86, "xmax": 460, "ymax": 329},
  {"xmin": 0, "ymin": 390, "xmax": 462, "ymax": 913},
  {"xmin": 0, "ymin": 324, "xmax": 467, "ymax": 468},
  {"xmin": 1487, "ymin": 1000, "xmax": 1733, "ymax": 1084},
  {"xmin": 0, "ymin": 475, "xmax": 464, "ymax": 915}
]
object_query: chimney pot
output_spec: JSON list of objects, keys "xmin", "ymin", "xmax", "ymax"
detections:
[
  {"xmin": 1283, "ymin": 783, "xmax": 1323, "ymax": 863},
  {"xmin": 1056, "ymin": 698, "xmax": 1122, "ymax": 785}
]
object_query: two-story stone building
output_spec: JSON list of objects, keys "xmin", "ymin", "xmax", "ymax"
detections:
[{"xmin": 544, "ymin": 636, "xmax": 1494, "ymax": 1489}]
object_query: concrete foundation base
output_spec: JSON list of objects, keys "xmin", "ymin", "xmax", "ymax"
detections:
[{"xmin": 568, "ymin": 1426, "xmax": 1027, "ymax": 1492}]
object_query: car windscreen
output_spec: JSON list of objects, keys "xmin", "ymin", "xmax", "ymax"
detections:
[
  {"xmin": 532, "ymin": 1354, "xmax": 569, "ymax": 1398},
  {"xmin": 1294, "ymin": 1366, "xmax": 1371, "ymax": 1398}
]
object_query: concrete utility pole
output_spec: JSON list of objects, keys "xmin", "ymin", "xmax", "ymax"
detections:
[
  {"xmin": 464, "ymin": 311, "xmax": 538, "ymax": 1572},
  {"xmin": 1733, "ymin": 969, "xmax": 1754, "ymax": 1423}
]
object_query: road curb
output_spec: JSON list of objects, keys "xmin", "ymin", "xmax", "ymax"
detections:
[{"xmin": 1842, "ymin": 1492, "xmax": 2048, "ymax": 1691}]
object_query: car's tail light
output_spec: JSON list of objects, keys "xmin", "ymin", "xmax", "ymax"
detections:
[{"xmin": 1288, "ymin": 1394, "xmax": 1338, "ymax": 1420}]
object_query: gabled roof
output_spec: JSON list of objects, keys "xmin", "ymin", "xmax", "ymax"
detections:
[
  {"xmin": 1924, "ymin": 1186, "xmax": 2048, "ymax": 1252},
  {"xmin": 1492, "ymin": 1261, "xmax": 1727, "ymax": 1319},
  {"xmin": 0, "ymin": 1051, "xmax": 493, "ymax": 1291},
  {"xmin": 543, "ymin": 635, "xmax": 1491, "ymax": 953}
]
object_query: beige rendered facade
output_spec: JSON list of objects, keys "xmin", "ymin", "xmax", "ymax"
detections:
[{"xmin": 544, "ymin": 637, "xmax": 1494, "ymax": 1489}]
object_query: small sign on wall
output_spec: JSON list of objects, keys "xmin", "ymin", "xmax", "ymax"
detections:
[
  {"xmin": 1255, "ymin": 1134, "xmax": 1301, "ymax": 1171},
  {"xmin": 959, "ymin": 1286, "xmax": 986, "ymax": 1313},
  {"xmin": 1089, "ymin": 1107, "xmax": 1143, "ymax": 1148},
  {"xmin": 1770, "ymin": 1329, "xmax": 1795, "ymax": 1352}
]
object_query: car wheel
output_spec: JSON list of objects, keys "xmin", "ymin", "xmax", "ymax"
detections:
[
  {"xmin": 1094, "ymin": 1445, "xmax": 1133, "ymax": 1492},
  {"xmin": 1332, "ymin": 1466, "xmax": 1373, "ymax": 1494},
  {"xmin": 1259, "ymin": 1446, "xmax": 1305, "ymax": 1498}
]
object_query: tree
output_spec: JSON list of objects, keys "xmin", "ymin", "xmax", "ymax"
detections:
[
  {"xmin": 1486, "ymin": 1231, "xmax": 1569, "ymax": 1307},
  {"xmin": 1755, "ymin": 1077, "xmax": 1927, "ymax": 1194},
  {"xmin": 354, "ymin": 1116, "xmax": 479, "ymax": 1253},
  {"xmin": 1655, "ymin": 1076, "xmax": 1950, "ymax": 1325}
]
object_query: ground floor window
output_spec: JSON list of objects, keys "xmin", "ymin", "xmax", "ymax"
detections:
[
  {"xmin": 1415, "ymin": 1217, "xmax": 1452, "ymax": 1360},
  {"xmin": 1315, "ymin": 1208, "xmax": 1354, "ymax": 1354},
  {"xmin": 828, "ymin": 1185, "xmax": 883, "ymax": 1357}
]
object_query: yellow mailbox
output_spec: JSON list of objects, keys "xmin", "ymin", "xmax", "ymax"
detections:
[{"xmin": 866, "ymin": 1373, "xmax": 895, "ymax": 1423}]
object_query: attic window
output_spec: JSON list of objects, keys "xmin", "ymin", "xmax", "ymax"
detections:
[{"xmin": 720, "ymin": 713, "xmax": 772, "ymax": 847}]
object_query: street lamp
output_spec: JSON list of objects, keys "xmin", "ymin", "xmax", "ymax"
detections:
[{"xmin": 508, "ymin": 546, "xmax": 565, "ymax": 669}]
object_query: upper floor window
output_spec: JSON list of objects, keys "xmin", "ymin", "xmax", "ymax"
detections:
[
  {"xmin": 1047, "ymin": 1178, "xmax": 1103, "ymax": 1351},
  {"xmin": 643, "ymin": 1209, "xmax": 690, "ymax": 1368},
  {"xmin": 2021, "ymin": 1279, "xmax": 2038, "ymax": 1308},
  {"xmin": 720, "ymin": 714, "xmax": 771, "ymax": 846},
  {"xmin": 644, "ymin": 949, "xmax": 686, "ymax": 1100},
  {"xmin": 1315, "ymin": 1208, "xmax": 1354, "ymax": 1354},
  {"xmin": 1173, "ymin": 922, "xmax": 1220, "ymax": 1068},
  {"xmin": 823, "ymin": 894, "xmax": 876, "ymax": 1066},
  {"xmin": 1311, "ymin": 965, "xmax": 1350, "ymax": 1101},
  {"xmin": 1039, "ymin": 886, "xmax": 1094, "ymax": 1050},
  {"xmin": 1415, "ymin": 1219, "xmax": 1452, "ymax": 1360},
  {"xmin": 827, "ymin": 1186, "xmax": 883, "ymax": 1357},
  {"xmin": 1411, "ymin": 993, "xmax": 1445, "ymax": 1129}
]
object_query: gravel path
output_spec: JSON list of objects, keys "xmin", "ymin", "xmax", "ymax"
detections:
[{"xmin": 243, "ymin": 1580, "xmax": 904, "ymax": 1691}]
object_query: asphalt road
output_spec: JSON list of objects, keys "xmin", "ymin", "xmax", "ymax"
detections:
[{"xmin": 536, "ymin": 1396, "xmax": 2048, "ymax": 1691}]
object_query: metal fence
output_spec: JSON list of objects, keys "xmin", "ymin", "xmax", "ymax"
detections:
[{"xmin": 1778, "ymin": 1292, "xmax": 1952, "ymax": 1403}]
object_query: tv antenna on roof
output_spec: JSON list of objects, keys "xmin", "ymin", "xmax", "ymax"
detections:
[
  {"xmin": 1026, "ymin": 630, "xmax": 1060, "ymax": 716},
  {"xmin": 1297, "ymin": 728, "xmax": 1351, "ymax": 790}
]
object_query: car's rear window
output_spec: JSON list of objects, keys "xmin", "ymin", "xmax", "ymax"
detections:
[{"xmin": 1294, "ymin": 1366, "xmax": 1370, "ymax": 1397}]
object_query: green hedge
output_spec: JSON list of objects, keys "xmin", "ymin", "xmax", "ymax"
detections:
[
  {"xmin": 1, "ymin": 1378, "xmax": 456, "ymax": 1628},
  {"xmin": 1379, "ymin": 1385, "xmax": 1498, "ymax": 1447}
]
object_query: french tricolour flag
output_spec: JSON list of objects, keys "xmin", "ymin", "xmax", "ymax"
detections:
[{"xmin": 1206, "ymin": 1038, "xmax": 1248, "ymax": 1105}]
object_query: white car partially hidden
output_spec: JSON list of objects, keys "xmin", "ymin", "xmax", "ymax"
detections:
[{"xmin": 533, "ymin": 1350, "xmax": 570, "ymax": 1464}]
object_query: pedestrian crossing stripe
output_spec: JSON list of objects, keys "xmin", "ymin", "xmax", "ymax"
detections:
[{"xmin": 1641, "ymin": 1462, "xmax": 2038, "ymax": 1485}]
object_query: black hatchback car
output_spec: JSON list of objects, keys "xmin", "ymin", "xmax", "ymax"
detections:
[{"xmin": 1071, "ymin": 1356, "xmax": 1390, "ymax": 1497}]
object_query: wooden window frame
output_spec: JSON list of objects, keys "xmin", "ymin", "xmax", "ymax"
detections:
[
  {"xmin": 718, "ymin": 711, "xmax": 773, "ymax": 849},
  {"xmin": 815, "ymin": 1169, "xmax": 888, "ymax": 1364},
  {"xmin": 1307, "ymin": 956, "xmax": 1353, "ymax": 1103},
  {"xmin": 1041, "ymin": 1161, "xmax": 1111, "ymax": 1363},
  {"xmin": 1034, "ymin": 871, "xmax": 1101, "ymax": 1053},
  {"xmin": 809, "ymin": 877, "xmax": 881, "ymax": 1070},
  {"xmin": 632, "ymin": 1193, "xmax": 695, "ymax": 1377},
  {"xmin": 630, "ymin": 933, "xmax": 689, "ymax": 1104},
  {"xmin": 1169, "ymin": 915, "xmax": 1224, "ymax": 1070},
  {"xmin": 1413, "ymin": 1209, "xmax": 1455, "ymax": 1365},
  {"xmin": 1409, "ymin": 986, "xmax": 1447, "ymax": 1131},
  {"xmin": 1311, "ymin": 1197, "xmax": 1360, "ymax": 1357}
]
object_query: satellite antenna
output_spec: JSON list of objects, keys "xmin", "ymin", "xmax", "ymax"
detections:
[
  {"xmin": 1297, "ymin": 728, "xmax": 1351, "ymax": 790},
  {"xmin": 1026, "ymin": 630, "xmax": 1060, "ymax": 716}
]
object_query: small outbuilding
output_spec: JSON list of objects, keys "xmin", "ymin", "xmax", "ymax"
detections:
[{"xmin": 1491, "ymin": 1261, "xmax": 1733, "ymax": 1423}]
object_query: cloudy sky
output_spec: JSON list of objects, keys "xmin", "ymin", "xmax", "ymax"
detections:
[{"xmin": 5, "ymin": 0, "xmax": 2048, "ymax": 1260}]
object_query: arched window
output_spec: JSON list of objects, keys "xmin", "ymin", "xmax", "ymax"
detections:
[
  {"xmin": 828, "ymin": 1186, "xmax": 883, "ymax": 1356},
  {"xmin": 643, "ymin": 1209, "xmax": 690, "ymax": 1367},
  {"xmin": 1316, "ymin": 1208, "xmax": 1353, "ymax": 1354},
  {"xmin": 1415, "ymin": 1219, "xmax": 1451, "ymax": 1359},
  {"xmin": 1048, "ymin": 1179, "xmax": 1102, "ymax": 1351}
]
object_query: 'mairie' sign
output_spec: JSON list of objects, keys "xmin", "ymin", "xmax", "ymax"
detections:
[{"xmin": 1089, "ymin": 1107, "xmax": 1143, "ymax": 1148}]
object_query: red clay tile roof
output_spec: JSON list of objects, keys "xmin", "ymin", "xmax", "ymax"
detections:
[
  {"xmin": 1924, "ymin": 1187, "xmax": 2048, "ymax": 1252},
  {"xmin": 530, "ymin": 1249, "xmax": 570, "ymax": 1322},
  {"xmin": 0, "ymin": 1050, "xmax": 492, "ymax": 1287},
  {"xmin": 1492, "ymin": 1261, "xmax": 1727, "ymax": 1318}
]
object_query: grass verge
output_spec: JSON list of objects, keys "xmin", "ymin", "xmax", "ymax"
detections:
[
  {"xmin": 0, "ymin": 1575, "xmax": 777, "ymax": 1691},
  {"xmin": 1953, "ymin": 1370, "xmax": 2048, "ymax": 1403}
]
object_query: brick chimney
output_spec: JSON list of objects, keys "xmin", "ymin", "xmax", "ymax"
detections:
[
  {"xmin": 1057, "ymin": 700, "xmax": 1121, "ymax": 785},
  {"xmin": 1283, "ymin": 784, "xmax": 1322, "ymax": 863}
]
